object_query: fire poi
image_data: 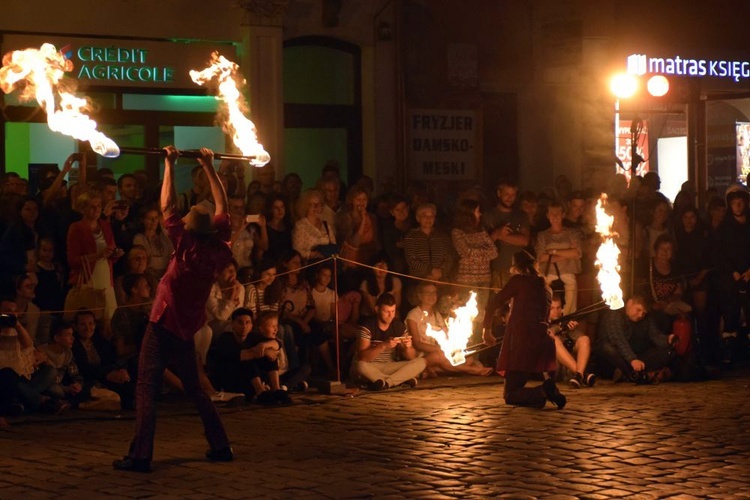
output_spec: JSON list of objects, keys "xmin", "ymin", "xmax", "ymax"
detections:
[
  {"xmin": 0, "ymin": 43, "xmax": 119, "ymax": 157},
  {"xmin": 594, "ymin": 194, "xmax": 625, "ymax": 310},
  {"xmin": 189, "ymin": 52, "xmax": 270, "ymax": 167},
  {"xmin": 425, "ymin": 292, "xmax": 479, "ymax": 366}
]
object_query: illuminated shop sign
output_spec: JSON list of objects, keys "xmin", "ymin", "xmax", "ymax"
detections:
[
  {"xmin": 628, "ymin": 53, "xmax": 750, "ymax": 82},
  {"xmin": 70, "ymin": 45, "xmax": 174, "ymax": 83}
]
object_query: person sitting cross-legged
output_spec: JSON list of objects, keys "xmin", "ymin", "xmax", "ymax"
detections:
[
  {"xmin": 351, "ymin": 292, "xmax": 426, "ymax": 390},
  {"xmin": 547, "ymin": 294, "xmax": 596, "ymax": 389},
  {"xmin": 594, "ymin": 294, "xmax": 676, "ymax": 384}
]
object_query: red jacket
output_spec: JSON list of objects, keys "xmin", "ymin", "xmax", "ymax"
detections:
[{"xmin": 66, "ymin": 219, "xmax": 117, "ymax": 286}]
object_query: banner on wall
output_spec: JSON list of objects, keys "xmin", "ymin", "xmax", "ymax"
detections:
[
  {"xmin": 408, "ymin": 109, "xmax": 477, "ymax": 180},
  {"xmin": 616, "ymin": 119, "xmax": 649, "ymax": 181}
]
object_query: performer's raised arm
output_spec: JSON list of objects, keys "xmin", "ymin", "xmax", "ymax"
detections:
[
  {"xmin": 199, "ymin": 148, "xmax": 228, "ymax": 216},
  {"xmin": 160, "ymin": 145, "xmax": 180, "ymax": 217}
]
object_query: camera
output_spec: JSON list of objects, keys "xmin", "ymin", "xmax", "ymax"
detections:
[{"xmin": 0, "ymin": 313, "xmax": 18, "ymax": 329}]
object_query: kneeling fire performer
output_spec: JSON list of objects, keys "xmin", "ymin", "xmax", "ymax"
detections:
[
  {"xmin": 114, "ymin": 146, "xmax": 233, "ymax": 472},
  {"xmin": 482, "ymin": 250, "xmax": 567, "ymax": 409}
]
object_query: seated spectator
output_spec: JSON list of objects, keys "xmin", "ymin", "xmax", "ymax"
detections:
[
  {"xmin": 547, "ymin": 294, "xmax": 595, "ymax": 388},
  {"xmin": 351, "ymin": 293, "xmax": 426, "ymax": 390},
  {"xmin": 72, "ymin": 310, "xmax": 135, "ymax": 410},
  {"xmin": 240, "ymin": 311, "xmax": 294, "ymax": 405},
  {"xmin": 33, "ymin": 236, "xmax": 66, "ymax": 345},
  {"xmin": 405, "ymin": 282, "xmax": 492, "ymax": 377},
  {"xmin": 12, "ymin": 274, "xmax": 40, "ymax": 347},
  {"xmin": 39, "ymin": 320, "xmax": 89, "ymax": 408},
  {"xmin": 206, "ymin": 259, "xmax": 245, "ymax": 337},
  {"xmin": 279, "ymin": 250, "xmax": 335, "ymax": 378},
  {"xmin": 132, "ymin": 205, "xmax": 174, "ymax": 282},
  {"xmin": 110, "ymin": 273, "xmax": 151, "ymax": 378},
  {"xmin": 595, "ymin": 294, "xmax": 676, "ymax": 384},
  {"xmin": 0, "ymin": 299, "xmax": 68, "ymax": 415},
  {"xmin": 244, "ymin": 258, "xmax": 283, "ymax": 317},
  {"xmin": 360, "ymin": 255, "xmax": 402, "ymax": 318}
]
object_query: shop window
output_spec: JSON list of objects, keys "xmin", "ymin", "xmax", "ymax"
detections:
[
  {"xmin": 158, "ymin": 125, "xmax": 225, "ymax": 193},
  {"xmin": 123, "ymin": 94, "xmax": 219, "ymax": 113},
  {"xmin": 4, "ymin": 122, "xmax": 76, "ymax": 178}
]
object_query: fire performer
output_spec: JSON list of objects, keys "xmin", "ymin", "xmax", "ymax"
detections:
[
  {"xmin": 114, "ymin": 146, "xmax": 233, "ymax": 473},
  {"xmin": 482, "ymin": 250, "xmax": 567, "ymax": 409}
]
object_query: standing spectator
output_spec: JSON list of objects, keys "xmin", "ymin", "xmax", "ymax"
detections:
[
  {"xmin": 336, "ymin": 185, "xmax": 381, "ymax": 268},
  {"xmin": 535, "ymin": 201, "xmax": 582, "ymax": 315},
  {"xmin": 403, "ymin": 203, "xmax": 456, "ymax": 283},
  {"xmin": 281, "ymin": 173, "xmax": 303, "ymax": 211},
  {"xmin": 715, "ymin": 184, "xmax": 750, "ymax": 364},
  {"xmin": 481, "ymin": 179, "xmax": 530, "ymax": 288},
  {"xmin": 33, "ymin": 236, "xmax": 66, "ymax": 345},
  {"xmin": 67, "ymin": 191, "xmax": 123, "ymax": 328},
  {"xmin": 132, "ymin": 206, "xmax": 174, "ymax": 282},
  {"xmin": 482, "ymin": 251, "xmax": 566, "ymax": 409},
  {"xmin": 642, "ymin": 198, "xmax": 672, "ymax": 260},
  {"xmin": 176, "ymin": 165, "xmax": 208, "ymax": 217},
  {"xmin": 451, "ymin": 198, "xmax": 499, "ymax": 315},
  {"xmin": 263, "ymin": 194, "xmax": 294, "ymax": 262},
  {"xmin": 113, "ymin": 146, "xmax": 233, "ymax": 473},
  {"xmin": 0, "ymin": 196, "xmax": 41, "ymax": 287},
  {"xmin": 381, "ymin": 194, "xmax": 412, "ymax": 275},
  {"xmin": 114, "ymin": 245, "xmax": 152, "ymax": 307},
  {"xmin": 292, "ymin": 189, "xmax": 337, "ymax": 262},
  {"xmin": 317, "ymin": 176, "xmax": 341, "ymax": 229}
]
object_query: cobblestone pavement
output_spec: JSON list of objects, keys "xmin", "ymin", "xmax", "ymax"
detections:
[{"xmin": 1, "ymin": 369, "xmax": 749, "ymax": 499}]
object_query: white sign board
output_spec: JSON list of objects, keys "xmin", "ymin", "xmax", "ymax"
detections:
[{"xmin": 408, "ymin": 109, "xmax": 477, "ymax": 180}]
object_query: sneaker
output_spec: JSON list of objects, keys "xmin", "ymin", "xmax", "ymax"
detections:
[
  {"xmin": 256, "ymin": 391, "xmax": 277, "ymax": 405},
  {"xmin": 294, "ymin": 381, "xmax": 309, "ymax": 392},
  {"xmin": 211, "ymin": 391, "xmax": 245, "ymax": 405},
  {"xmin": 272, "ymin": 390, "xmax": 292, "ymax": 405},
  {"xmin": 569, "ymin": 372, "xmax": 583, "ymax": 389},
  {"xmin": 584, "ymin": 373, "xmax": 597, "ymax": 387},
  {"xmin": 542, "ymin": 379, "xmax": 567, "ymax": 409},
  {"xmin": 205, "ymin": 447, "xmax": 234, "ymax": 462},
  {"xmin": 401, "ymin": 378, "xmax": 418, "ymax": 389},
  {"xmin": 368, "ymin": 379, "xmax": 387, "ymax": 391},
  {"xmin": 41, "ymin": 398, "xmax": 70, "ymax": 415},
  {"xmin": 113, "ymin": 456, "xmax": 152, "ymax": 473}
]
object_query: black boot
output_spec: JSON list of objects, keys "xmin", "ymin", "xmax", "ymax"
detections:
[{"xmin": 542, "ymin": 379, "xmax": 567, "ymax": 409}]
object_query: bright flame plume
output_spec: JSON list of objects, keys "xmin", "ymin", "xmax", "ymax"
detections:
[
  {"xmin": 190, "ymin": 52, "xmax": 270, "ymax": 167},
  {"xmin": 0, "ymin": 43, "xmax": 119, "ymax": 157},
  {"xmin": 595, "ymin": 195, "xmax": 624, "ymax": 310},
  {"xmin": 425, "ymin": 292, "xmax": 478, "ymax": 366}
]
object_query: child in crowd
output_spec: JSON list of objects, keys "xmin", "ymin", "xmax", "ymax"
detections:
[
  {"xmin": 241, "ymin": 312, "xmax": 294, "ymax": 405},
  {"xmin": 40, "ymin": 320, "xmax": 89, "ymax": 408},
  {"xmin": 34, "ymin": 237, "xmax": 66, "ymax": 345}
]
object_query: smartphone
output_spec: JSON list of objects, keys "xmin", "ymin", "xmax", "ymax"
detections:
[{"xmin": 246, "ymin": 214, "xmax": 261, "ymax": 223}]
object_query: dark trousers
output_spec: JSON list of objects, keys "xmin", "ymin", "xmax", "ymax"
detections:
[
  {"xmin": 0, "ymin": 368, "xmax": 19, "ymax": 415},
  {"xmin": 503, "ymin": 371, "xmax": 547, "ymax": 409},
  {"xmin": 128, "ymin": 322, "xmax": 229, "ymax": 461},
  {"xmin": 595, "ymin": 340, "xmax": 676, "ymax": 377}
]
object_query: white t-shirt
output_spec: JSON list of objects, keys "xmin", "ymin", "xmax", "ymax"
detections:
[
  {"xmin": 312, "ymin": 287, "xmax": 336, "ymax": 322},
  {"xmin": 405, "ymin": 306, "xmax": 445, "ymax": 347}
]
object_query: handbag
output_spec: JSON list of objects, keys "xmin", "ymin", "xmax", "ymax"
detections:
[
  {"xmin": 64, "ymin": 257, "xmax": 106, "ymax": 321},
  {"xmin": 545, "ymin": 258, "xmax": 565, "ymax": 306}
]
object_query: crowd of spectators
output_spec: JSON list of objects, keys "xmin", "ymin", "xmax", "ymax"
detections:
[{"xmin": 1, "ymin": 150, "xmax": 749, "ymax": 428}]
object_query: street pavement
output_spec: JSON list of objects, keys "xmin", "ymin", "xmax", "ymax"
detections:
[{"xmin": 1, "ymin": 369, "xmax": 749, "ymax": 499}]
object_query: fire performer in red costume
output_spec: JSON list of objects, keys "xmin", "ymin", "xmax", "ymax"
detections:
[
  {"xmin": 114, "ymin": 146, "xmax": 233, "ymax": 472},
  {"xmin": 482, "ymin": 250, "xmax": 567, "ymax": 409}
]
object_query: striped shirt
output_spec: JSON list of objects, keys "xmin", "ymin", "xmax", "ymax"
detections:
[
  {"xmin": 403, "ymin": 228, "xmax": 456, "ymax": 279},
  {"xmin": 357, "ymin": 317, "xmax": 408, "ymax": 363}
]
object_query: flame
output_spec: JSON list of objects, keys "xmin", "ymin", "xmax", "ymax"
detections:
[
  {"xmin": 425, "ymin": 292, "xmax": 478, "ymax": 366},
  {"xmin": 0, "ymin": 43, "xmax": 119, "ymax": 157},
  {"xmin": 190, "ymin": 52, "xmax": 270, "ymax": 167},
  {"xmin": 594, "ymin": 195, "xmax": 624, "ymax": 310}
]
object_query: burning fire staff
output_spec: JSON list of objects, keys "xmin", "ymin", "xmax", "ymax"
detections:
[
  {"xmin": 113, "ymin": 146, "xmax": 233, "ymax": 473},
  {"xmin": 482, "ymin": 250, "xmax": 567, "ymax": 409}
]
